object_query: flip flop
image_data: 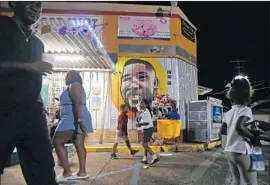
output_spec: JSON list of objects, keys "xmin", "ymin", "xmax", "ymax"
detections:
[
  {"xmin": 67, "ymin": 173, "xmax": 89, "ymax": 180},
  {"xmin": 56, "ymin": 173, "xmax": 69, "ymax": 182}
]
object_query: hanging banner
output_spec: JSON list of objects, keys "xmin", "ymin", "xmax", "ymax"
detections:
[{"xmin": 118, "ymin": 16, "xmax": 170, "ymax": 40}]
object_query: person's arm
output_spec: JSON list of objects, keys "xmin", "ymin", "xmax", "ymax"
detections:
[
  {"xmin": 137, "ymin": 111, "xmax": 151, "ymax": 128},
  {"xmin": 0, "ymin": 62, "xmax": 30, "ymax": 74},
  {"xmin": 219, "ymin": 122, "xmax": 227, "ymax": 139},
  {"xmin": 69, "ymin": 83, "xmax": 83, "ymax": 121},
  {"xmin": 118, "ymin": 115, "xmax": 123, "ymax": 131},
  {"xmin": 236, "ymin": 116, "xmax": 255, "ymax": 139}
]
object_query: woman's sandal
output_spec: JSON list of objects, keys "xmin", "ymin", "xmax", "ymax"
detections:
[{"xmin": 67, "ymin": 173, "xmax": 90, "ymax": 180}]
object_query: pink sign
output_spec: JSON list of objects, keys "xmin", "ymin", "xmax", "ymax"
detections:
[{"xmin": 118, "ymin": 16, "xmax": 170, "ymax": 40}]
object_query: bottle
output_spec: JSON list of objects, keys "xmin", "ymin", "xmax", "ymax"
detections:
[
  {"xmin": 257, "ymin": 149, "xmax": 265, "ymax": 171},
  {"xmin": 251, "ymin": 147, "xmax": 261, "ymax": 171}
]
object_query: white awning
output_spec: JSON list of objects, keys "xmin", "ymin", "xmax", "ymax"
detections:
[
  {"xmin": 198, "ymin": 85, "xmax": 213, "ymax": 95},
  {"xmin": 36, "ymin": 31, "xmax": 112, "ymax": 71}
]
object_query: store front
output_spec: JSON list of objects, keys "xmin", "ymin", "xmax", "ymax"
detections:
[{"xmin": 0, "ymin": 2, "xmax": 198, "ymax": 144}]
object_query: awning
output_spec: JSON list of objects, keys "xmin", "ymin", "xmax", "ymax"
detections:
[
  {"xmin": 198, "ymin": 85, "xmax": 213, "ymax": 96},
  {"xmin": 35, "ymin": 21, "xmax": 113, "ymax": 71}
]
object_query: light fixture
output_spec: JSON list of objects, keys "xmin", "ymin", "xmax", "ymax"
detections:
[
  {"xmin": 171, "ymin": 1, "xmax": 178, "ymax": 7},
  {"xmin": 155, "ymin": 7, "xmax": 172, "ymax": 17}
]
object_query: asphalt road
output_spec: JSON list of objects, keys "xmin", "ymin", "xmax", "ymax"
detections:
[{"xmin": 2, "ymin": 146, "xmax": 269, "ymax": 185}]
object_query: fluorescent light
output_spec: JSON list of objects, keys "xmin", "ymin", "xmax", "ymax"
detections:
[{"xmin": 53, "ymin": 55, "xmax": 84, "ymax": 61}]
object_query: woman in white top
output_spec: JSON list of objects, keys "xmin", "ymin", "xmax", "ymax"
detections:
[
  {"xmin": 221, "ymin": 75, "xmax": 257, "ymax": 185},
  {"xmin": 136, "ymin": 99, "xmax": 160, "ymax": 165}
]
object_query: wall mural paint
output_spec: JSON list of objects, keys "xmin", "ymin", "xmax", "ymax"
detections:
[
  {"xmin": 111, "ymin": 58, "xmax": 167, "ymax": 120},
  {"xmin": 109, "ymin": 57, "xmax": 198, "ymax": 130}
]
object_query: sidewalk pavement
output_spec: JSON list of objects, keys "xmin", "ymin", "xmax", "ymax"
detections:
[{"xmin": 85, "ymin": 140, "xmax": 222, "ymax": 153}]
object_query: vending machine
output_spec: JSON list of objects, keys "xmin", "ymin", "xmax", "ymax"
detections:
[{"xmin": 187, "ymin": 99, "xmax": 223, "ymax": 142}]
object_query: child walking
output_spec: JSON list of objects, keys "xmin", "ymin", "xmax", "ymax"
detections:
[
  {"xmin": 222, "ymin": 75, "xmax": 257, "ymax": 185},
  {"xmin": 136, "ymin": 99, "xmax": 160, "ymax": 165},
  {"xmin": 111, "ymin": 104, "xmax": 139, "ymax": 159}
]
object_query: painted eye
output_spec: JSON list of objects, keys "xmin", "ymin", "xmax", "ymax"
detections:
[{"xmin": 122, "ymin": 76, "xmax": 131, "ymax": 82}]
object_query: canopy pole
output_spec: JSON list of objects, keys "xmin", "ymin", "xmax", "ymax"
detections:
[{"xmin": 99, "ymin": 72, "xmax": 111, "ymax": 144}]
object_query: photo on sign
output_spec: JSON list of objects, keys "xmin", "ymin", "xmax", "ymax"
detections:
[
  {"xmin": 118, "ymin": 16, "xmax": 170, "ymax": 40},
  {"xmin": 212, "ymin": 105, "xmax": 222, "ymax": 123}
]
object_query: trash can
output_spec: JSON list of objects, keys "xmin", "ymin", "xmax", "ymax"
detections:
[{"xmin": 58, "ymin": 144, "xmax": 74, "ymax": 166}]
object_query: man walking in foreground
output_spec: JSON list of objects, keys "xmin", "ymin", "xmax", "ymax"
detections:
[{"xmin": 0, "ymin": 2, "xmax": 58, "ymax": 185}]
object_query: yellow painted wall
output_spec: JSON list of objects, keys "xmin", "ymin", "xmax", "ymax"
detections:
[{"xmin": 102, "ymin": 15, "xmax": 197, "ymax": 60}]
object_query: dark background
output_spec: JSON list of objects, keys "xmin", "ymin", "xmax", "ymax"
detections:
[{"xmin": 104, "ymin": 1, "xmax": 270, "ymax": 106}]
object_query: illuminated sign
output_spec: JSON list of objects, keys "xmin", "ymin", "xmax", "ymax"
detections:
[
  {"xmin": 181, "ymin": 19, "xmax": 196, "ymax": 43},
  {"xmin": 36, "ymin": 15, "xmax": 103, "ymax": 39}
]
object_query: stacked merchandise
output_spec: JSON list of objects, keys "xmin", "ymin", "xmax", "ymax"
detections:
[
  {"xmin": 152, "ymin": 94, "xmax": 177, "ymax": 119},
  {"xmin": 47, "ymin": 72, "xmax": 66, "ymax": 119}
]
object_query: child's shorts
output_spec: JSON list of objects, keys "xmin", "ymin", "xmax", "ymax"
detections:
[{"xmin": 115, "ymin": 131, "xmax": 129, "ymax": 144}]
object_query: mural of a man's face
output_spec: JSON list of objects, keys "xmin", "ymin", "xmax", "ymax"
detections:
[{"xmin": 121, "ymin": 59, "xmax": 156, "ymax": 110}]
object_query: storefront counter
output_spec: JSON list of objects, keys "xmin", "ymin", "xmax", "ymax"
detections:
[{"xmin": 157, "ymin": 120, "xmax": 182, "ymax": 139}]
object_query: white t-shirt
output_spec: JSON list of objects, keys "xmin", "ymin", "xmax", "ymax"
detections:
[
  {"xmin": 140, "ymin": 109, "xmax": 154, "ymax": 130},
  {"xmin": 224, "ymin": 105, "xmax": 253, "ymax": 154}
]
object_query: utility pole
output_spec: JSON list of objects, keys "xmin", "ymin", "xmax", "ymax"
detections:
[{"xmin": 230, "ymin": 60, "xmax": 249, "ymax": 74}]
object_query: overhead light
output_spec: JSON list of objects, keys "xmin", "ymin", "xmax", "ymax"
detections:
[
  {"xmin": 155, "ymin": 7, "xmax": 172, "ymax": 17},
  {"xmin": 53, "ymin": 55, "xmax": 84, "ymax": 61},
  {"xmin": 171, "ymin": 1, "xmax": 178, "ymax": 7}
]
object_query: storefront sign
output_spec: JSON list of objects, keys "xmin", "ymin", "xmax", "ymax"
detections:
[
  {"xmin": 181, "ymin": 19, "xmax": 196, "ymax": 43},
  {"xmin": 36, "ymin": 15, "xmax": 103, "ymax": 40},
  {"xmin": 118, "ymin": 16, "xmax": 170, "ymax": 40}
]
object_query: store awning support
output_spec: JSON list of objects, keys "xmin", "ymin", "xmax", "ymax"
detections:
[{"xmin": 99, "ymin": 72, "xmax": 111, "ymax": 144}]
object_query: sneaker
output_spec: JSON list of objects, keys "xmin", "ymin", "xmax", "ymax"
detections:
[
  {"xmin": 111, "ymin": 153, "xmax": 118, "ymax": 160},
  {"xmin": 150, "ymin": 157, "xmax": 160, "ymax": 165},
  {"xmin": 130, "ymin": 149, "xmax": 139, "ymax": 155},
  {"xmin": 140, "ymin": 160, "xmax": 149, "ymax": 164}
]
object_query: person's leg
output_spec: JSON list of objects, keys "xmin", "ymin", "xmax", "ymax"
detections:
[
  {"xmin": 53, "ymin": 130, "xmax": 74, "ymax": 178},
  {"xmin": 73, "ymin": 133, "xmax": 88, "ymax": 177},
  {"xmin": 235, "ymin": 154, "xmax": 258, "ymax": 185},
  {"xmin": 142, "ymin": 128, "xmax": 160, "ymax": 164},
  {"xmin": 226, "ymin": 153, "xmax": 241, "ymax": 185},
  {"xmin": 124, "ymin": 136, "xmax": 139, "ymax": 155},
  {"xmin": 16, "ymin": 104, "xmax": 58, "ymax": 185},
  {"xmin": 111, "ymin": 135, "xmax": 120, "ymax": 159},
  {"xmin": 112, "ymin": 142, "xmax": 119, "ymax": 154},
  {"xmin": 0, "ymin": 111, "xmax": 20, "ymax": 185}
]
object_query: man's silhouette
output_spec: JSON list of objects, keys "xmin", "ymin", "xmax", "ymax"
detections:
[{"xmin": 0, "ymin": 2, "xmax": 58, "ymax": 185}]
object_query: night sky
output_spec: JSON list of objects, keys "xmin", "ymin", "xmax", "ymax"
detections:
[{"xmin": 105, "ymin": 1, "xmax": 270, "ymax": 105}]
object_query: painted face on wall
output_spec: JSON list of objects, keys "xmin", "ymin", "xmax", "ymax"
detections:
[{"xmin": 120, "ymin": 59, "xmax": 156, "ymax": 110}]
